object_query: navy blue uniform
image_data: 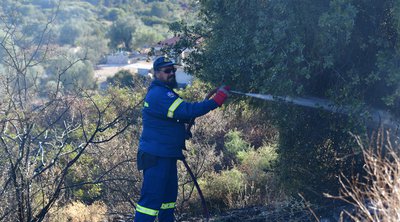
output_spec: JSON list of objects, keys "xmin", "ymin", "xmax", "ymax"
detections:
[{"xmin": 135, "ymin": 79, "xmax": 218, "ymax": 222}]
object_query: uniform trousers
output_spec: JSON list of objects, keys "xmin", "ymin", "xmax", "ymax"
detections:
[{"xmin": 135, "ymin": 153, "xmax": 178, "ymax": 222}]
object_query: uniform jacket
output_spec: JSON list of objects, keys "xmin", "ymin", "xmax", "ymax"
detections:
[{"xmin": 139, "ymin": 79, "xmax": 219, "ymax": 157}]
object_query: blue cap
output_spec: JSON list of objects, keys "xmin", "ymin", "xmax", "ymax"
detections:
[{"xmin": 153, "ymin": 56, "xmax": 176, "ymax": 71}]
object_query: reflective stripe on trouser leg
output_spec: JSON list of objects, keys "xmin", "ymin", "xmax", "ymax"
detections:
[
  {"xmin": 136, "ymin": 204, "xmax": 159, "ymax": 216},
  {"xmin": 135, "ymin": 157, "xmax": 178, "ymax": 222},
  {"xmin": 159, "ymin": 202, "xmax": 176, "ymax": 222},
  {"xmin": 134, "ymin": 204, "xmax": 157, "ymax": 222},
  {"xmin": 160, "ymin": 202, "xmax": 176, "ymax": 210}
]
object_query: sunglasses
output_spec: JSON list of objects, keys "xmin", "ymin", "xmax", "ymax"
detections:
[{"xmin": 161, "ymin": 68, "xmax": 177, "ymax": 74}]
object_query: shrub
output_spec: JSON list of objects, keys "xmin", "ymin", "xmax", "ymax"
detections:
[
  {"xmin": 176, "ymin": 140, "xmax": 222, "ymax": 217},
  {"xmin": 201, "ymin": 168, "xmax": 246, "ymax": 209},
  {"xmin": 106, "ymin": 69, "xmax": 149, "ymax": 88},
  {"xmin": 238, "ymin": 144, "xmax": 278, "ymax": 188},
  {"xmin": 224, "ymin": 130, "xmax": 251, "ymax": 157}
]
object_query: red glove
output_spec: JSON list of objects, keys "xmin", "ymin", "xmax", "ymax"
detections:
[{"xmin": 212, "ymin": 85, "xmax": 230, "ymax": 106}]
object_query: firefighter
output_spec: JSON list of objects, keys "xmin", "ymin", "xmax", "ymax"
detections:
[{"xmin": 134, "ymin": 56, "xmax": 229, "ymax": 222}]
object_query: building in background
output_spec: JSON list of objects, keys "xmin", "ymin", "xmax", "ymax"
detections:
[{"xmin": 106, "ymin": 51, "xmax": 129, "ymax": 64}]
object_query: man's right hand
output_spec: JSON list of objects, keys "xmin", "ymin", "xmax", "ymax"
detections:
[{"xmin": 212, "ymin": 85, "xmax": 230, "ymax": 106}]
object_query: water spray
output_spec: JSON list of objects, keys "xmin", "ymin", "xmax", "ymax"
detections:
[{"xmin": 230, "ymin": 90, "xmax": 400, "ymax": 131}]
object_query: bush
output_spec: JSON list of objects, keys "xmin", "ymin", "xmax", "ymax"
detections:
[
  {"xmin": 176, "ymin": 140, "xmax": 222, "ymax": 217},
  {"xmin": 197, "ymin": 140, "xmax": 281, "ymax": 211},
  {"xmin": 238, "ymin": 144, "xmax": 278, "ymax": 187},
  {"xmin": 106, "ymin": 69, "xmax": 150, "ymax": 88},
  {"xmin": 224, "ymin": 130, "xmax": 251, "ymax": 157},
  {"xmin": 201, "ymin": 168, "xmax": 246, "ymax": 208}
]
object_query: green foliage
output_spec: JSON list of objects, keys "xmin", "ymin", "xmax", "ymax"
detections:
[
  {"xmin": 201, "ymin": 168, "xmax": 246, "ymax": 207},
  {"xmin": 174, "ymin": 0, "xmax": 400, "ymax": 204},
  {"xmin": 150, "ymin": 3, "xmax": 169, "ymax": 18},
  {"xmin": 141, "ymin": 15, "xmax": 169, "ymax": 26},
  {"xmin": 63, "ymin": 60, "xmax": 95, "ymax": 90},
  {"xmin": 83, "ymin": 0, "xmax": 104, "ymax": 6},
  {"xmin": 78, "ymin": 34, "xmax": 109, "ymax": 64},
  {"xmin": 106, "ymin": 69, "xmax": 134, "ymax": 87},
  {"xmin": 46, "ymin": 54, "xmax": 96, "ymax": 92},
  {"xmin": 197, "ymin": 123, "xmax": 279, "ymax": 210},
  {"xmin": 67, "ymin": 154, "xmax": 103, "ymax": 204},
  {"xmin": 17, "ymin": 4, "xmax": 39, "ymax": 17},
  {"xmin": 2, "ymin": 0, "xmax": 196, "ymax": 54},
  {"xmin": 107, "ymin": 16, "xmax": 142, "ymax": 51},
  {"xmin": 106, "ymin": 69, "xmax": 149, "ymax": 88},
  {"xmin": 238, "ymin": 144, "xmax": 278, "ymax": 191},
  {"xmin": 104, "ymin": 7, "xmax": 126, "ymax": 21},
  {"xmin": 238, "ymin": 144, "xmax": 277, "ymax": 170},
  {"xmin": 131, "ymin": 25, "xmax": 164, "ymax": 49},
  {"xmin": 58, "ymin": 22, "xmax": 84, "ymax": 45},
  {"xmin": 56, "ymin": 3, "xmax": 96, "ymax": 22},
  {"xmin": 175, "ymin": 79, "xmax": 214, "ymax": 101},
  {"xmin": 43, "ymin": 80, "xmax": 61, "ymax": 96},
  {"xmin": 224, "ymin": 130, "xmax": 251, "ymax": 157}
]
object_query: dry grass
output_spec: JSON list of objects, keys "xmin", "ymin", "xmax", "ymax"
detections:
[
  {"xmin": 46, "ymin": 201, "xmax": 107, "ymax": 222},
  {"xmin": 326, "ymin": 130, "xmax": 400, "ymax": 222}
]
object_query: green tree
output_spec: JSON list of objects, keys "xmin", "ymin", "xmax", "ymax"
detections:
[
  {"xmin": 79, "ymin": 35, "xmax": 109, "ymax": 64},
  {"xmin": 74, "ymin": 20, "xmax": 109, "ymax": 64},
  {"xmin": 46, "ymin": 52, "xmax": 96, "ymax": 92},
  {"xmin": 174, "ymin": 0, "xmax": 400, "ymax": 204},
  {"xmin": 131, "ymin": 25, "xmax": 164, "ymax": 49},
  {"xmin": 108, "ymin": 16, "xmax": 142, "ymax": 51},
  {"xmin": 105, "ymin": 7, "xmax": 126, "ymax": 21},
  {"xmin": 58, "ymin": 22, "xmax": 83, "ymax": 45},
  {"xmin": 56, "ymin": 3, "xmax": 95, "ymax": 22},
  {"xmin": 150, "ymin": 3, "xmax": 169, "ymax": 18}
]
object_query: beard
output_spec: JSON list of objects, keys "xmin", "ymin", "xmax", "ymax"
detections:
[{"xmin": 166, "ymin": 75, "xmax": 178, "ymax": 88}]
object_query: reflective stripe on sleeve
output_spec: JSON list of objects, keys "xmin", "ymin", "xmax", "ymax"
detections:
[
  {"xmin": 136, "ymin": 204, "xmax": 159, "ymax": 216},
  {"xmin": 167, "ymin": 98, "xmax": 183, "ymax": 118},
  {"xmin": 160, "ymin": 202, "xmax": 176, "ymax": 210}
]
